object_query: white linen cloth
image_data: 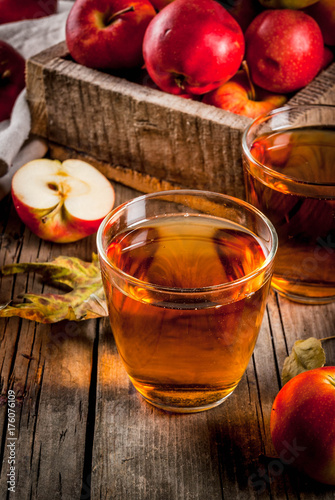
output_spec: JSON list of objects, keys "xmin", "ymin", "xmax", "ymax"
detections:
[{"xmin": 0, "ymin": 1, "xmax": 73, "ymax": 200}]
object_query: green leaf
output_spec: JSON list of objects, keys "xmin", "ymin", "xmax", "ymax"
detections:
[
  {"xmin": 0, "ymin": 254, "xmax": 108, "ymax": 323},
  {"xmin": 281, "ymin": 337, "xmax": 326, "ymax": 385}
]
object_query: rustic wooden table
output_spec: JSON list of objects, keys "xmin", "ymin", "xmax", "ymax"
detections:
[{"xmin": 1, "ymin": 182, "xmax": 335, "ymax": 500}]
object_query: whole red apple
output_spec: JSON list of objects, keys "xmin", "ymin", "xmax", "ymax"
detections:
[
  {"xmin": 66, "ymin": 0, "xmax": 156, "ymax": 70},
  {"xmin": 11, "ymin": 159, "xmax": 115, "ymax": 243},
  {"xmin": 305, "ymin": 0, "xmax": 335, "ymax": 46},
  {"xmin": 0, "ymin": 0, "xmax": 57, "ymax": 24},
  {"xmin": 142, "ymin": 0, "xmax": 245, "ymax": 97},
  {"xmin": 202, "ymin": 70, "xmax": 287, "ymax": 118},
  {"xmin": 270, "ymin": 367, "xmax": 335, "ymax": 485},
  {"xmin": 0, "ymin": 41, "xmax": 25, "ymax": 122},
  {"xmin": 245, "ymin": 9, "xmax": 324, "ymax": 94}
]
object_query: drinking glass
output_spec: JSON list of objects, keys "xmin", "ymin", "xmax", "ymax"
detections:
[
  {"xmin": 97, "ymin": 190, "xmax": 277, "ymax": 412},
  {"xmin": 242, "ymin": 105, "xmax": 335, "ymax": 304}
]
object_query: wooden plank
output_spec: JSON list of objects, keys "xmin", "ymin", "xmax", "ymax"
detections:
[
  {"xmin": 25, "ymin": 42, "xmax": 69, "ymax": 138},
  {"xmin": 90, "ymin": 290, "xmax": 284, "ymax": 498},
  {"xmin": 289, "ymin": 63, "xmax": 335, "ymax": 106},
  {"xmin": 265, "ymin": 293, "xmax": 335, "ymax": 499},
  {"xmin": 91, "ymin": 293, "xmax": 298, "ymax": 499},
  {"xmin": 2, "ymin": 183, "xmax": 335, "ymax": 499},
  {"xmin": 0, "ymin": 195, "xmax": 96, "ymax": 499},
  {"xmin": 92, "ymin": 316, "xmax": 224, "ymax": 500},
  {"xmin": 48, "ymin": 142, "xmax": 186, "ymax": 195}
]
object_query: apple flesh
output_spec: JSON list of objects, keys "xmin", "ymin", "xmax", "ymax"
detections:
[
  {"xmin": 304, "ymin": 0, "xmax": 335, "ymax": 46},
  {"xmin": 0, "ymin": 0, "xmax": 57, "ymax": 24},
  {"xmin": 245, "ymin": 9, "xmax": 324, "ymax": 94},
  {"xmin": 270, "ymin": 367, "xmax": 335, "ymax": 485},
  {"xmin": 11, "ymin": 159, "xmax": 115, "ymax": 243},
  {"xmin": 142, "ymin": 0, "xmax": 245, "ymax": 97},
  {"xmin": 202, "ymin": 69, "xmax": 287, "ymax": 119},
  {"xmin": 0, "ymin": 41, "xmax": 25, "ymax": 122},
  {"xmin": 66, "ymin": 0, "xmax": 156, "ymax": 70}
]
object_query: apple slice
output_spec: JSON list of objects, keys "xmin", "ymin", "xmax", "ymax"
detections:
[{"xmin": 11, "ymin": 159, "xmax": 115, "ymax": 243}]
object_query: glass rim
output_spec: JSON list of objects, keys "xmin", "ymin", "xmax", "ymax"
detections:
[
  {"xmin": 96, "ymin": 189, "xmax": 278, "ymax": 295},
  {"xmin": 242, "ymin": 104, "xmax": 335, "ymax": 188}
]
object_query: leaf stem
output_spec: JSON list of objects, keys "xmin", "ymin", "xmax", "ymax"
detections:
[{"xmin": 320, "ymin": 335, "xmax": 335, "ymax": 342}]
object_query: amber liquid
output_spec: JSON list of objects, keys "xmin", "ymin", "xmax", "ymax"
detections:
[
  {"xmin": 245, "ymin": 127, "xmax": 335, "ymax": 303},
  {"xmin": 104, "ymin": 215, "xmax": 270, "ymax": 411}
]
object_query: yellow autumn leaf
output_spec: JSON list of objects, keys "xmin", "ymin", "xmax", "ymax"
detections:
[
  {"xmin": 0, "ymin": 254, "xmax": 108, "ymax": 323},
  {"xmin": 281, "ymin": 337, "xmax": 326, "ymax": 385}
]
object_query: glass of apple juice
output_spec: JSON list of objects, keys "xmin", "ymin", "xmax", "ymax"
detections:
[
  {"xmin": 97, "ymin": 190, "xmax": 277, "ymax": 413},
  {"xmin": 242, "ymin": 105, "xmax": 335, "ymax": 304}
]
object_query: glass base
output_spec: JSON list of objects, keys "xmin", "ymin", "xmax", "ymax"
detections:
[
  {"xmin": 138, "ymin": 390, "xmax": 234, "ymax": 414},
  {"xmin": 272, "ymin": 284, "xmax": 335, "ymax": 305}
]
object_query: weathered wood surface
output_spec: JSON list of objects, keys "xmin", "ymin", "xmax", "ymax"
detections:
[
  {"xmin": 1, "ymin": 182, "xmax": 335, "ymax": 500},
  {"xmin": 26, "ymin": 42, "xmax": 335, "ymax": 201}
]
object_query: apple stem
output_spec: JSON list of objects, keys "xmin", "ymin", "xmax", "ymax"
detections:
[
  {"xmin": 242, "ymin": 60, "xmax": 256, "ymax": 102},
  {"xmin": 327, "ymin": 375, "xmax": 335, "ymax": 388},
  {"xmin": 104, "ymin": 5, "xmax": 135, "ymax": 26},
  {"xmin": 174, "ymin": 74, "xmax": 186, "ymax": 90},
  {"xmin": 41, "ymin": 201, "xmax": 63, "ymax": 224}
]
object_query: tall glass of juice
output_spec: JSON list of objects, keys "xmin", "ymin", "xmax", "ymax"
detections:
[
  {"xmin": 97, "ymin": 190, "xmax": 277, "ymax": 412},
  {"xmin": 242, "ymin": 105, "xmax": 335, "ymax": 304}
]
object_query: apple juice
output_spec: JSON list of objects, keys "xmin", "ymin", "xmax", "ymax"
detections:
[
  {"xmin": 244, "ymin": 127, "xmax": 335, "ymax": 302},
  {"xmin": 103, "ymin": 214, "xmax": 271, "ymax": 411}
]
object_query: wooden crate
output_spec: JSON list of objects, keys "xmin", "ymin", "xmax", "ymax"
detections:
[{"xmin": 26, "ymin": 41, "xmax": 335, "ymax": 199}]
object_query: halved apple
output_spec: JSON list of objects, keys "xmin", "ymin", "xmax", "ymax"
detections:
[{"xmin": 11, "ymin": 159, "xmax": 115, "ymax": 243}]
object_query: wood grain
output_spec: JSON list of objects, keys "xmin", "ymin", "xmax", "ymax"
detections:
[
  {"xmin": 2, "ymin": 183, "xmax": 335, "ymax": 499},
  {"xmin": 0, "ymin": 199, "xmax": 96, "ymax": 499}
]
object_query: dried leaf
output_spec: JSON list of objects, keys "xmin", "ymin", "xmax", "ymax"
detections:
[
  {"xmin": 0, "ymin": 254, "xmax": 108, "ymax": 323},
  {"xmin": 281, "ymin": 337, "xmax": 326, "ymax": 385}
]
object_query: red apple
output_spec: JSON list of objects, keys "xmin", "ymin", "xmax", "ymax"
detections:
[
  {"xmin": 270, "ymin": 367, "xmax": 335, "ymax": 485},
  {"xmin": 11, "ymin": 159, "xmax": 115, "ymax": 243},
  {"xmin": 66, "ymin": 0, "xmax": 156, "ymax": 70},
  {"xmin": 142, "ymin": 0, "xmax": 245, "ymax": 97},
  {"xmin": 321, "ymin": 46, "xmax": 334, "ymax": 71},
  {"xmin": 0, "ymin": 41, "xmax": 25, "ymax": 122},
  {"xmin": 305, "ymin": 0, "xmax": 335, "ymax": 46},
  {"xmin": 245, "ymin": 9, "xmax": 324, "ymax": 94},
  {"xmin": 0, "ymin": 0, "xmax": 57, "ymax": 24},
  {"xmin": 202, "ymin": 69, "xmax": 287, "ymax": 118}
]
